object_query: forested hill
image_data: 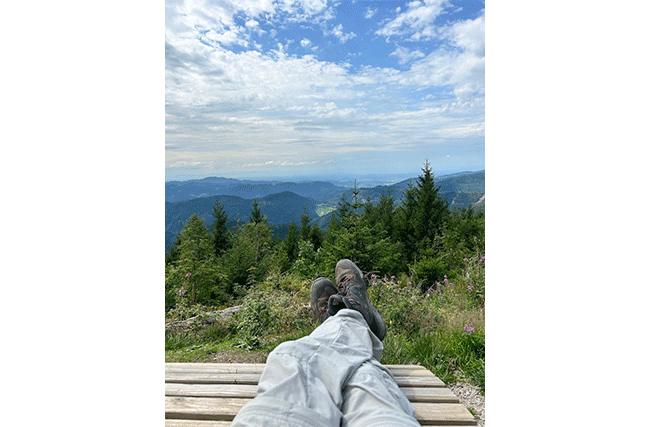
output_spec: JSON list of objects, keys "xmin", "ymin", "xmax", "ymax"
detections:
[
  {"xmin": 166, "ymin": 178, "xmax": 346, "ymax": 203},
  {"xmin": 165, "ymin": 192, "xmax": 318, "ymax": 252},
  {"xmin": 165, "ymin": 170, "xmax": 485, "ymax": 253},
  {"xmin": 328, "ymin": 171, "xmax": 485, "ymax": 206}
]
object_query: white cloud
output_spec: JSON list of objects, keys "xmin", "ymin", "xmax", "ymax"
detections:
[
  {"xmin": 165, "ymin": 0, "xmax": 484, "ymax": 178},
  {"xmin": 446, "ymin": 13, "xmax": 485, "ymax": 56},
  {"xmin": 390, "ymin": 45, "xmax": 425, "ymax": 65},
  {"xmin": 392, "ymin": 13, "xmax": 485, "ymax": 99},
  {"xmin": 330, "ymin": 23, "xmax": 356, "ymax": 43},
  {"xmin": 364, "ymin": 7, "xmax": 376, "ymax": 19},
  {"xmin": 376, "ymin": 0, "xmax": 449, "ymax": 41}
]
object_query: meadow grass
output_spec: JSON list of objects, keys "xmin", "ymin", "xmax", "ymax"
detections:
[{"xmin": 165, "ymin": 255, "xmax": 485, "ymax": 393}]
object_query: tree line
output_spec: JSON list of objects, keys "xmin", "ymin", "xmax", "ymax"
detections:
[{"xmin": 165, "ymin": 161, "xmax": 485, "ymax": 312}]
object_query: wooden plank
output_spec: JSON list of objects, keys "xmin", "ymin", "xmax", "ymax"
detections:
[
  {"xmin": 165, "ymin": 363, "xmax": 435, "ymax": 378},
  {"xmin": 411, "ymin": 402, "xmax": 477, "ymax": 425},
  {"xmin": 166, "ymin": 383, "xmax": 259, "ymax": 399},
  {"xmin": 165, "ymin": 363, "xmax": 475, "ymax": 425},
  {"xmin": 166, "ymin": 397, "xmax": 476, "ymax": 425},
  {"xmin": 166, "ymin": 421, "xmax": 232, "ymax": 427},
  {"xmin": 166, "ymin": 371, "xmax": 446, "ymax": 388},
  {"xmin": 165, "ymin": 397, "xmax": 246, "ymax": 421},
  {"xmin": 399, "ymin": 387, "xmax": 460, "ymax": 403},
  {"xmin": 166, "ymin": 383, "xmax": 458, "ymax": 403},
  {"xmin": 166, "ymin": 363, "xmax": 266, "ymax": 374}
]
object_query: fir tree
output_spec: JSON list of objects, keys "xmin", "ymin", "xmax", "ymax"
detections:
[
  {"xmin": 249, "ymin": 199, "xmax": 265, "ymax": 224},
  {"xmin": 299, "ymin": 208, "xmax": 311, "ymax": 242},
  {"xmin": 211, "ymin": 200, "xmax": 230, "ymax": 257},
  {"xmin": 285, "ymin": 222, "xmax": 300, "ymax": 262}
]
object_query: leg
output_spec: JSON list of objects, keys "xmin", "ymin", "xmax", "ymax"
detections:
[
  {"xmin": 342, "ymin": 361, "xmax": 420, "ymax": 427},
  {"xmin": 231, "ymin": 309, "xmax": 381, "ymax": 427}
]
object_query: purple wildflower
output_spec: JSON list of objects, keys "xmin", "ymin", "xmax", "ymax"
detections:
[
  {"xmin": 464, "ymin": 325, "xmax": 475, "ymax": 333},
  {"xmin": 467, "ymin": 285, "xmax": 473, "ymax": 291}
]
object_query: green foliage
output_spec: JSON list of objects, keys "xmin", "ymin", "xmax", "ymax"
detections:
[
  {"xmin": 233, "ymin": 296, "xmax": 274, "ymax": 350},
  {"xmin": 249, "ymin": 199, "xmax": 265, "ymax": 224},
  {"xmin": 211, "ymin": 200, "xmax": 231, "ymax": 257},
  {"xmin": 220, "ymin": 221, "xmax": 276, "ymax": 293},
  {"xmin": 165, "ymin": 214, "xmax": 230, "ymax": 310},
  {"xmin": 291, "ymin": 240, "xmax": 319, "ymax": 277},
  {"xmin": 284, "ymin": 222, "xmax": 299, "ymax": 263},
  {"xmin": 164, "ymin": 159, "xmax": 485, "ymax": 391}
]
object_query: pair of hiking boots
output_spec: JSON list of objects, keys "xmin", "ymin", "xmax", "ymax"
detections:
[{"xmin": 310, "ymin": 259, "xmax": 386, "ymax": 341}]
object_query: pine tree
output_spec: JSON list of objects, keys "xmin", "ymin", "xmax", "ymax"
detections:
[
  {"xmin": 285, "ymin": 222, "xmax": 300, "ymax": 262},
  {"xmin": 310, "ymin": 223, "xmax": 323, "ymax": 251},
  {"xmin": 299, "ymin": 208, "xmax": 311, "ymax": 241},
  {"xmin": 249, "ymin": 199, "xmax": 265, "ymax": 224},
  {"xmin": 211, "ymin": 200, "xmax": 230, "ymax": 257},
  {"xmin": 168, "ymin": 214, "xmax": 225, "ymax": 306},
  {"xmin": 413, "ymin": 160, "xmax": 448, "ymax": 247}
]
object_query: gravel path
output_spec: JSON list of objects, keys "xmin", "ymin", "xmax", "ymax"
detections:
[{"xmin": 449, "ymin": 382, "xmax": 485, "ymax": 426}]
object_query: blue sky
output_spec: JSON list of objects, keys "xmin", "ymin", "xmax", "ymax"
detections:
[{"xmin": 165, "ymin": 0, "xmax": 485, "ymax": 181}]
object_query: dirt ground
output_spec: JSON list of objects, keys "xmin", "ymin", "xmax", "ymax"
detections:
[{"xmin": 449, "ymin": 382, "xmax": 485, "ymax": 426}]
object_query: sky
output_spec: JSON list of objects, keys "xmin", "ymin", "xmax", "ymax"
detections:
[{"xmin": 165, "ymin": 0, "xmax": 485, "ymax": 181}]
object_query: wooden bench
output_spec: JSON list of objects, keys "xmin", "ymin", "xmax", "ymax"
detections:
[{"xmin": 166, "ymin": 363, "xmax": 477, "ymax": 426}]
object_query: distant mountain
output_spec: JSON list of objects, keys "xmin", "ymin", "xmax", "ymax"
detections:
[
  {"xmin": 165, "ymin": 191, "xmax": 318, "ymax": 252},
  {"xmin": 165, "ymin": 171, "xmax": 485, "ymax": 253},
  {"xmin": 324, "ymin": 170, "xmax": 485, "ymax": 209},
  {"xmin": 166, "ymin": 178, "xmax": 346, "ymax": 203}
]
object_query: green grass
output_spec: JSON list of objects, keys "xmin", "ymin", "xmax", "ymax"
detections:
[
  {"xmin": 316, "ymin": 204, "xmax": 336, "ymax": 217},
  {"xmin": 165, "ymin": 255, "xmax": 485, "ymax": 393}
]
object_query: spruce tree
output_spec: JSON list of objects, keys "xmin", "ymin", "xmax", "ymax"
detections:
[
  {"xmin": 285, "ymin": 222, "xmax": 300, "ymax": 262},
  {"xmin": 211, "ymin": 200, "xmax": 230, "ymax": 257},
  {"xmin": 299, "ymin": 208, "xmax": 311, "ymax": 241},
  {"xmin": 413, "ymin": 160, "xmax": 448, "ymax": 247},
  {"xmin": 249, "ymin": 199, "xmax": 265, "ymax": 224}
]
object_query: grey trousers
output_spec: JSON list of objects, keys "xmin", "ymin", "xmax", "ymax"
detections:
[{"xmin": 231, "ymin": 309, "xmax": 420, "ymax": 427}]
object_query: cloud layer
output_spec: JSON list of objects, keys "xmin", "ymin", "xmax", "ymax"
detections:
[{"xmin": 165, "ymin": 0, "xmax": 485, "ymax": 179}]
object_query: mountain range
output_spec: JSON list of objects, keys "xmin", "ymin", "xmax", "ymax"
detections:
[{"xmin": 165, "ymin": 170, "xmax": 485, "ymax": 253}]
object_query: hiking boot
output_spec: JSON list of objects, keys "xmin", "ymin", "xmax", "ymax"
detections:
[
  {"xmin": 310, "ymin": 277, "xmax": 339, "ymax": 323},
  {"xmin": 334, "ymin": 259, "xmax": 386, "ymax": 340}
]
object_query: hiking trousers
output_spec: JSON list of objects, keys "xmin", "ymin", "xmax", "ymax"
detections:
[{"xmin": 231, "ymin": 309, "xmax": 420, "ymax": 427}]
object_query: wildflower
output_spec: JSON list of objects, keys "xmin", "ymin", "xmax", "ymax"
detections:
[
  {"xmin": 463, "ymin": 257, "xmax": 468, "ymax": 262},
  {"xmin": 186, "ymin": 273, "xmax": 191, "ymax": 278},
  {"xmin": 467, "ymin": 285, "xmax": 473, "ymax": 291},
  {"xmin": 436, "ymin": 281, "xmax": 442, "ymax": 287},
  {"xmin": 427, "ymin": 287, "xmax": 434, "ymax": 293},
  {"xmin": 443, "ymin": 275, "xmax": 448, "ymax": 283},
  {"xmin": 398, "ymin": 280, "xmax": 401, "ymax": 285},
  {"xmin": 407, "ymin": 281, "xmax": 412, "ymax": 285},
  {"xmin": 464, "ymin": 325, "xmax": 475, "ymax": 333},
  {"xmin": 391, "ymin": 275, "xmax": 396, "ymax": 280}
]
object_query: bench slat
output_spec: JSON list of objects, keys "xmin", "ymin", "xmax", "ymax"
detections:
[
  {"xmin": 165, "ymin": 421, "xmax": 232, "ymax": 427},
  {"xmin": 166, "ymin": 372, "xmax": 446, "ymax": 388},
  {"xmin": 165, "ymin": 396, "xmax": 476, "ymax": 425},
  {"xmin": 166, "ymin": 383, "xmax": 459, "ymax": 403},
  {"xmin": 165, "ymin": 363, "xmax": 476, "ymax": 426}
]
